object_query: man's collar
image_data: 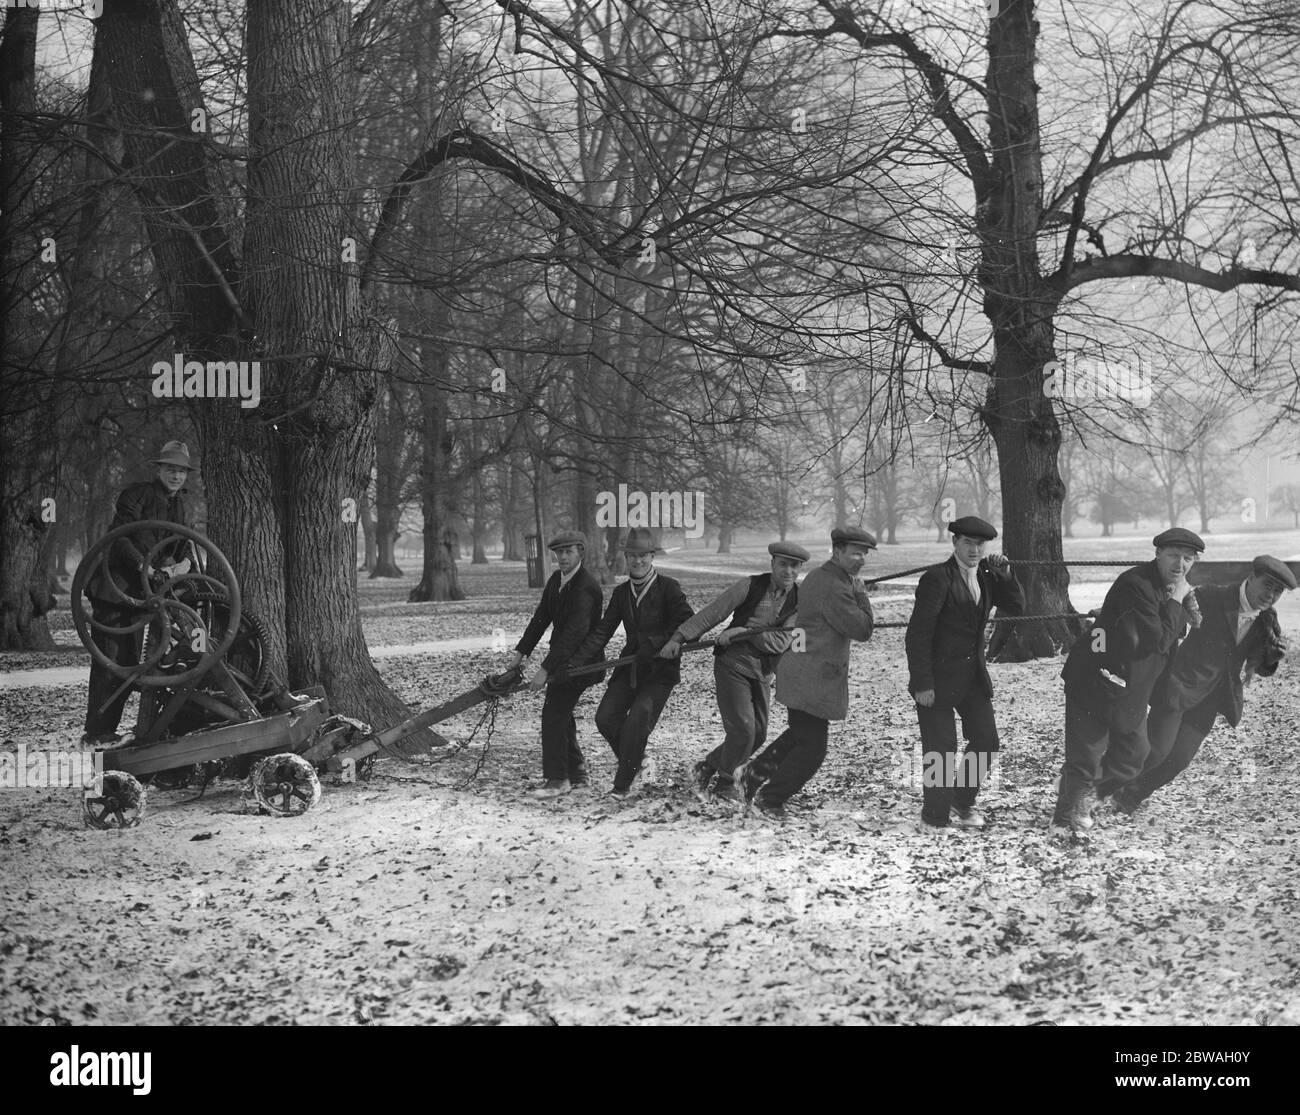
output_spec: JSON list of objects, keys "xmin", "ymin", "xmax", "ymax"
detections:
[{"xmin": 1239, "ymin": 579, "xmax": 1258, "ymax": 616}]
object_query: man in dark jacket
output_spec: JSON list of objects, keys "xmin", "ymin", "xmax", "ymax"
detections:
[
  {"xmin": 1052, "ymin": 527, "xmax": 1204, "ymax": 831},
  {"xmin": 1114, "ymin": 555, "xmax": 1294, "ymax": 813},
  {"xmin": 81, "ymin": 441, "xmax": 195, "ymax": 744},
  {"xmin": 735, "ymin": 526, "xmax": 876, "ymax": 820},
  {"xmin": 509, "ymin": 531, "xmax": 604, "ymax": 799},
  {"xmin": 660, "ymin": 541, "xmax": 807, "ymax": 801},
  {"xmin": 565, "ymin": 527, "xmax": 693, "ymax": 799},
  {"xmin": 906, "ymin": 516, "xmax": 1025, "ymax": 830}
]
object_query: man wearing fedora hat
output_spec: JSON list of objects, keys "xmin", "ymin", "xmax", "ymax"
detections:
[
  {"xmin": 1114, "ymin": 555, "xmax": 1294, "ymax": 814},
  {"xmin": 81, "ymin": 441, "xmax": 197, "ymax": 744},
  {"xmin": 509, "ymin": 530, "xmax": 604, "ymax": 798},
  {"xmin": 1053, "ymin": 527, "xmax": 1205, "ymax": 831},
  {"xmin": 660, "ymin": 541, "xmax": 808, "ymax": 801},
  {"xmin": 906, "ymin": 515, "xmax": 1025, "ymax": 830},
  {"xmin": 735, "ymin": 526, "xmax": 876, "ymax": 819},
  {"xmin": 563, "ymin": 526, "xmax": 693, "ymax": 799}
]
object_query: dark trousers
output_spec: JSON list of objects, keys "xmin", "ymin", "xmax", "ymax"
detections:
[
  {"xmin": 1053, "ymin": 692, "xmax": 1150, "ymax": 822},
  {"xmin": 594, "ymin": 669, "xmax": 673, "ymax": 792},
  {"xmin": 703, "ymin": 654, "xmax": 769, "ymax": 780},
  {"xmin": 749, "ymin": 707, "xmax": 829, "ymax": 807},
  {"xmin": 540, "ymin": 682, "xmax": 587, "ymax": 782},
  {"xmin": 916, "ymin": 690, "xmax": 999, "ymax": 824},
  {"xmin": 84, "ymin": 602, "xmax": 142, "ymax": 737},
  {"xmin": 1124, "ymin": 699, "xmax": 1218, "ymax": 806}
]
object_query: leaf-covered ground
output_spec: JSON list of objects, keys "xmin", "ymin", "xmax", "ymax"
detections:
[{"xmin": 2, "ymin": 540, "xmax": 1299, "ymax": 1025}]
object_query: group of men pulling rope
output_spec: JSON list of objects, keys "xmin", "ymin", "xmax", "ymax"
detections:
[
  {"xmin": 512, "ymin": 520, "xmax": 1294, "ymax": 831},
  {"xmin": 80, "ymin": 442, "xmax": 1294, "ymax": 832}
]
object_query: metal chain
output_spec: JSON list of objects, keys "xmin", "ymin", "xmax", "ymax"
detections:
[{"xmin": 454, "ymin": 697, "xmax": 502, "ymax": 789}]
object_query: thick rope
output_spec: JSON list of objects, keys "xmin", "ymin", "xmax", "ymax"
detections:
[{"xmin": 863, "ymin": 558, "xmax": 1144, "ymax": 586}]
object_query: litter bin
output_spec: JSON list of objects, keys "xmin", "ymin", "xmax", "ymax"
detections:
[{"xmin": 524, "ymin": 533, "xmax": 545, "ymax": 588}]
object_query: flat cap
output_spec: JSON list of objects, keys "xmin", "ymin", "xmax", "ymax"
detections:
[
  {"xmin": 768, "ymin": 541, "xmax": 810, "ymax": 562},
  {"xmin": 1252, "ymin": 554, "xmax": 1297, "ymax": 590},
  {"xmin": 547, "ymin": 530, "xmax": 587, "ymax": 551},
  {"xmin": 1153, "ymin": 527, "xmax": 1205, "ymax": 553},
  {"xmin": 948, "ymin": 515, "xmax": 997, "ymax": 541},
  {"xmin": 831, "ymin": 526, "xmax": 877, "ymax": 549}
]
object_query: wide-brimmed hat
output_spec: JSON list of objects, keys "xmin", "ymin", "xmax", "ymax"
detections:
[
  {"xmin": 620, "ymin": 527, "xmax": 660, "ymax": 555},
  {"xmin": 152, "ymin": 441, "xmax": 197, "ymax": 471}
]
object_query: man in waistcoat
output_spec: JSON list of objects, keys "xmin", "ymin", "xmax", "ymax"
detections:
[{"xmin": 660, "ymin": 541, "xmax": 808, "ymax": 801}]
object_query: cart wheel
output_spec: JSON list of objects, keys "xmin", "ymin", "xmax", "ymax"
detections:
[
  {"xmin": 83, "ymin": 771, "xmax": 147, "ymax": 829},
  {"xmin": 251, "ymin": 754, "xmax": 321, "ymax": 816}
]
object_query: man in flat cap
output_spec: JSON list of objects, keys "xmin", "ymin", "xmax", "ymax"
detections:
[
  {"xmin": 564, "ymin": 527, "xmax": 693, "ymax": 799},
  {"xmin": 81, "ymin": 441, "xmax": 197, "ymax": 744},
  {"xmin": 1114, "ymin": 555, "xmax": 1294, "ymax": 814},
  {"xmin": 905, "ymin": 516, "xmax": 1025, "ymax": 830},
  {"xmin": 510, "ymin": 530, "xmax": 604, "ymax": 798},
  {"xmin": 660, "ymin": 541, "xmax": 808, "ymax": 801},
  {"xmin": 734, "ymin": 526, "xmax": 876, "ymax": 820},
  {"xmin": 1053, "ymin": 527, "xmax": 1204, "ymax": 831}
]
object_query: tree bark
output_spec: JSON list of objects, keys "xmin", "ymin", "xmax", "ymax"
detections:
[
  {"xmin": 0, "ymin": 6, "xmax": 57, "ymax": 650},
  {"xmin": 981, "ymin": 2, "xmax": 1078, "ymax": 660}
]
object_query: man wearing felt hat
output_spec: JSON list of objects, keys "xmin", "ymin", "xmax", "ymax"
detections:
[
  {"xmin": 80, "ymin": 440, "xmax": 198, "ymax": 744},
  {"xmin": 509, "ymin": 530, "xmax": 604, "ymax": 799},
  {"xmin": 734, "ymin": 526, "xmax": 876, "ymax": 820},
  {"xmin": 1114, "ymin": 554, "xmax": 1295, "ymax": 814},
  {"xmin": 661, "ymin": 540, "xmax": 808, "ymax": 801},
  {"xmin": 905, "ymin": 515, "xmax": 1025, "ymax": 830},
  {"xmin": 563, "ymin": 526, "xmax": 694, "ymax": 799},
  {"xmin": 1053, "ymin": 526, "xmax": 1205, "ymax": 831}
]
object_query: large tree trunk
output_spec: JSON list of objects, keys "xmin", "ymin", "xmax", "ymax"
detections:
[
  {"xmin": 0, "ymin": 7, "xmax": 57, "ymax": 650},
  {"xmin": 242, "ymin": 0, "xmax": 433, "ymax": 745},
  {"xmin": 358, "ymin": 486, "xmax": 377, "ymax": 572},
  {"xmin": 408, "ymin": 376, "xmax": 465, "ymax": 601},
  {"xmin": 982, "ymin": 2, "xmax": 1077, "ymax": 660},
  {"xmin": 370, "ymin": 381, "xmax": 405, "ymax": 577},
  {"xmin": 500, "ymin": 462, "xmax": 525, "ymax": 561}
]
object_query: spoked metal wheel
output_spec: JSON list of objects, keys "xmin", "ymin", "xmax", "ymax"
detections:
[
  {"xmin": 83, "ymin": 771, "xmax": 147, "ymax": 829},
  {"xmin": 251, "ymin": 754, "xmax": 321, "ymax": 816},
  {"xmin": 71, "ymin": 520, "xmax": 242, "ymax": 692}
]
